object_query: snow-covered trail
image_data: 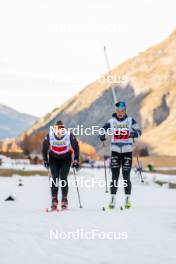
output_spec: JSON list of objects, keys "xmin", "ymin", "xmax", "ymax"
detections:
[{"xmin": 0, "ymin": 169, "xmax": 176, "ymax": 264}]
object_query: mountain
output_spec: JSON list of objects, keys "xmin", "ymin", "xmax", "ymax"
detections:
[
  {"xmin": 18, "ymin": 30, "xmax": 176, "ymax": 156},
  {"xmin": 0, "ymin": 104, "xmax": 38, "ymax": 139}
]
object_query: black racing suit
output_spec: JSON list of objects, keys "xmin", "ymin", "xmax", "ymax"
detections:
[
  {"xmin": 102, "ymin": 113, "xmax": 142, "ymax": 195},
  {"xmin": 42, "ymin": 132, "xmax": 79, "ymax": 200},
  {"xmin": 110, "ymin": 151, "xmax": 132, "ymax": 195}
]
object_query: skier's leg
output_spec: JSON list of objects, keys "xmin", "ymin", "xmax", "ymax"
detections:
[
  {"xmin": 49, "ymin": 156, "xmax": 60, "ymax": 207},
  {"xmin": 122, "ymin": 152, "xmax": 132, "ymax": 208},
  {"xmin": 109, "ymin": 152, "xmax": 121, "ymax": 208},
  {"xmin": 110, "ymin": 152, "xmax": 121, "ymax": 194},
  {"xmin": 59, "ymin": 155, "xmax": 72, "ymax": 208}
]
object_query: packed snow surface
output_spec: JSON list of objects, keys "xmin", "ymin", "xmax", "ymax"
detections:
[{"xmin": 0, "ymin": 168, "xmax": 176, "ymax": 264}]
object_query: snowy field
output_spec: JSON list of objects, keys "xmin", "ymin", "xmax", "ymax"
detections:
[{"xmin": 0, "ymin": 168, "xmax": 176, "ymax": 264}]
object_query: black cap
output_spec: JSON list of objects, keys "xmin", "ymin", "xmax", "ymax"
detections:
[{"xmin": 54, "ymin": 120, "xmax": 64, "ymax": 127}]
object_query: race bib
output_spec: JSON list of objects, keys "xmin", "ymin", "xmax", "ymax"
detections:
[{"xmin": 113, "ymin": 128, "xmax": 129, "ymax": 141}]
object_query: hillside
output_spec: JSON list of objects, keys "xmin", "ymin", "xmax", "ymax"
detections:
[
  {"xmin": 18, "ymin": 30, "xmax": 176, "ymax": 156},
  {"xmin": 0, "ymin": 104, "xmax": 38, "ymax": 139}
]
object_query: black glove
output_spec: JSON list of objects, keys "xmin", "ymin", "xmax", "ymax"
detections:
[
  {"xmin": 44, "ymin": 160, "xmax": 49, "ymax": 169},
  {"xmin": 99, "ymin": 134, "xmax": 106, "ymax": 142},
  {"xmin": 130, "ymin": 130, "xmax": 137, "ymax": 138},
  {"xmin": 72, "ymin": 160, "xmax": 80, "ymax": 170}
]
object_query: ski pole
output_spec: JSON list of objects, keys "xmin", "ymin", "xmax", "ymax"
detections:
[
  {"xmin": 104, "ymin": 45, "xmax": 117, "ymax": 104},
  {"xmin": 48, "ymin": 168, "xmax": 54, "ymax": 200},
  {"xmin": 73, "ymin": 168, "xmax": 83, "ymax": 208},
  {"xmin": 136, "ymin": 153, "xmax": 144, "ymax": 183},
  {"xmin": 132, "ymin": 138, "xmax": 144, "ymax": 183},
  {"xmin": 102, "ymin": 141, "xmax": 108, "ymax": 193}
]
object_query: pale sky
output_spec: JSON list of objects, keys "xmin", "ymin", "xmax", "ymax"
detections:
[{"xmin": 0, "ymin": 0, "xmax": 176, "ymax": 116}]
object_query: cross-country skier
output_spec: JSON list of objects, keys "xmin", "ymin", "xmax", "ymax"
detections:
[
  {"xmin": 99, "ymin": 101, "xmax": 142, "ymax": 209},
  {"xmin": 42, "ymin": 120, "xmax": 80, "ymax": 210}
]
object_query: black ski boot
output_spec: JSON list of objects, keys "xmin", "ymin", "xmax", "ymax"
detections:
[
  {"xmin": 51, "ymin": 196, "xmax": 58, "ymax": 210},
  {"xmin": 61, "ymin": 197, "xmax": 68, "ymax": 210},
  {"xmin": 108, "ymin": 195, "xmax": 116, "ymax": 209}
]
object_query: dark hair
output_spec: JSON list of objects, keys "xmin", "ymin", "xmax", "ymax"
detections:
[{"xmin": 55, "ymin": 120, "xmax": 64, "ymax": 126}]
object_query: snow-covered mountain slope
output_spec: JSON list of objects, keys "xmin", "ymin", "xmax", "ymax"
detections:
[
  {"xmin": 18, "ymin": 30, "xmax": 176, "ymax": 155},
  {"xmin": 0, "ymin": 104, "xmax": 38, "ymax": 139},
  {"xmin": 0, "ymin": 169, "xmax": 176, "ymax": 264}
]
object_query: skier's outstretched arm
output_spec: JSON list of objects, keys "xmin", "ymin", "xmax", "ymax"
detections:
[
  {"xmin": 70, "ymin": 133, "xmax": 79, "ymax": 161},
  {"xmin": 131, "ymin": 119, "xmax": 142, "ymax": 138},
  {"xmin": 42, "ymin": 134, "xmax": 50, "ymax": 166},
  {"xmin": 99, "ymin": 121, "xmax": 111, "ymax": 141}
]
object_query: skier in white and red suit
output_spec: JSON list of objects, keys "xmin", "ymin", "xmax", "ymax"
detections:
[{"xmin": 42, "ymin": 120, "xmax": 79, "ymax": 210}]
